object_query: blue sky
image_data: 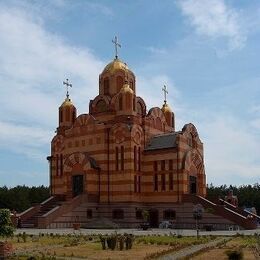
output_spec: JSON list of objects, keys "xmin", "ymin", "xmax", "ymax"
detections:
[{"xmin": 0, "ymin": 0, "xmax": 259, "ymax": 187}]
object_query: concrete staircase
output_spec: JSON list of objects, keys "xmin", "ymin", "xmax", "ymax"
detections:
[
  {"xmin": 19, "ymin": 196, "xmax": 65, "ymax": 228},
  {"xmin": 182, "ymin": 194, "xmax": 258, "ymax": 230}
]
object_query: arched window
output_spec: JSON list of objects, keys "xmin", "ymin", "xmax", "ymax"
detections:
[
  {"xmin": 133, "ymin": 97, "xmax": 136, "ymax": 111},
  {"xmin": 104, "ymin": 78, "xmax": 109, "ymax": 95},
  {"xmin": 116, "ymin": 76, "xmax": 124, "ymax": 91},
  {"xmin": 130, "ymin": 80, "xmax": 134, "ymax": 90},
  {"xmin": 65, "ymin": 107, "xmax": 70, "ymax": 121},
  {"xmin": 96, "ymin": 100, "xmax": 107, "ymax": 112}
]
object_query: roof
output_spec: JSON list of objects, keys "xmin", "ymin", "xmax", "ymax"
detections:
[{"xmin": 145, "ymin": 133, "xmax": 177, "ymax": 151}]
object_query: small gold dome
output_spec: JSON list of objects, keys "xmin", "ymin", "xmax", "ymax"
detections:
[
  {"xmin": 102, "ymin": 58, "xmax": 130, "ymax": 74},
  {"xmin": 120, "ymin": 82, "xmax": 134, "ymax": 94},
  {"xmin": 61, "ymin": 97, "xmax": 74, "ymax": 107},
  {"xmin": 161, "ymin": 103, "xmax": 172, "ymax": 113}
]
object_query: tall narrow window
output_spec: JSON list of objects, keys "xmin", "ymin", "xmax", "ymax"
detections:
[
  {"xmin": 161, "ymin": 160, "xmax": 165, "ymax": 171},
  {"xmin": 169, "ymin": 172, "xmax": 173, "ymax": 191},
  {"xmin": 138, "ymin": 147, "xmax": 141, "ymax": 171},
  {"xmin": 133, "ymin": 97, "xmax": 136, "ymax": 111},
  {"xmin": 121, "ymin": 146, "xmax": 124, "ymax": 171},
  {"xmin": 161, "ymin": 174, "xmax": 166, "ymax": 191},
  {"xmin": 72, "ymin": 110, "xmax": 76, "ymax": 123},
  {"xmin": 169, "ymin": 159, "xmax": 173, "ymax": 170},
  {"xmin": 134, "ymin": 175, "xmax": 137, "ymax": 193},
  {"xmin": 138, "ymin": 176, "xmax": 141, "ymax": 193},
  {"xmin": 116, "ymin": 147, "xmax": 119, "ymax": 171},
  {"xmin": 153, "ymin": 161, "xmax": 158, "ymax": 171},
  {"xmin": 154, "ymin": 174, "xmax": 158, "ymax": 191},
  {"xmin": 134, "ymin": 146, "xmax": 137, "ymax": 171},
  {"xmin": 59, "ymin": 110, "xmax": 63, "ymax": 123},
  {"xmin": 104, "ymin": 78, "xmax": 109, "ymax": 95},
  {"xmin": 56, "ymin": 154, "xmax": 59, "ymax": 176},
  {"xmin": 60, "ymin": 154, "xmax": 63, "ymax": 176}
]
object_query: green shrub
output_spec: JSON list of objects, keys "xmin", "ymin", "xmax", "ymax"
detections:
[{"xmin": 0, "ymin": 209, "xmax": 15, "ymax": 237}]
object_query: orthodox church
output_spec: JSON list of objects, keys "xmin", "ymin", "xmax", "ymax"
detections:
[{"xmin": 19, "ymin": 38, "xmax": 257, "ymax": 229}]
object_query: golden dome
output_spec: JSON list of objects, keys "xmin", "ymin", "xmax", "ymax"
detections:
[
  {"xmin": 120, "ymin": 82, "xmax": 134, "ymax": 94},
  {"xmin": 161, "ymin": 103, "xmax": 172, "ymax": 113},
  {"xmin": 61, "ymin": 97, "xmax": 74, "ymax": 107},
  {"xmin": 102, "ymin": 58, "xmax": 130, "ymax": 74}
]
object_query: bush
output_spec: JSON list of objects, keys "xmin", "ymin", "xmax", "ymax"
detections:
[
  {"xmin": 226, "ymin": 249, "xmax": 243, "ymax": 260},
  {"xmin": 0, "ymin": 209, "xmax": 14, "ymax": 237}
]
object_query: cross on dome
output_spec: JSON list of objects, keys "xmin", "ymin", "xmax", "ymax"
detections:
[
  {"xmin": 63, "ymin": 78, "xmax": 72, "ymax": 99},
  {"xmin": 162, "ymin": 85, "xmax": 168, "ymax": 104},
  {"xmin": 112, "ymin": 36, "xmax": 121, "ymax": 59}
]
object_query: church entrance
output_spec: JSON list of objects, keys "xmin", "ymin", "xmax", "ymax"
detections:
[
  {"xmin": 72, "ymin": 175, "xmax": 84, "ymax": 197},
  {"xmin": 149, "ymin": 209, "xmax": 159, "ymax": 228},
  {"xmin": 189, "ymin": 176, "xmax": 197, "ymax": 194}
]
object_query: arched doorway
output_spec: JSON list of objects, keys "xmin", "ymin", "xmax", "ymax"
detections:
[{"xmin": 72, "ymin": 174, "xmax": 84, "ymax": 197}]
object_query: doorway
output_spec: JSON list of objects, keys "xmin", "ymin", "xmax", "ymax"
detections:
[
  {"xmin": 189, "ymin": 176, "xmax": 197, "ymax": 194},
  {"xmin": 149, "ymin": 209, "xmax": 159, "ymax": 228},
  {"xmin": 72, "ymin": 175, "xmax": 84, "ymax": 197}
]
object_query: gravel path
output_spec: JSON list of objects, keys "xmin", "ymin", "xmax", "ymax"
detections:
[{"xmin": 158, "ymin": 237, "xmax": 231, "ymax": 260}]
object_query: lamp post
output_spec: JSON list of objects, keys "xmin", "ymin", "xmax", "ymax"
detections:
[{"xmin": 193, "ymin": 204, "xmax": 203, "ymax": 238}]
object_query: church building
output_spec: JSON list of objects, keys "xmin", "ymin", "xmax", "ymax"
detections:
[
  {"xmin": 20, "ymin": 38, "xmax": 257, "ymax": 229},
  {"xmin": 48, "ymin": 37, "xmax": 206, "ymax": 227}
]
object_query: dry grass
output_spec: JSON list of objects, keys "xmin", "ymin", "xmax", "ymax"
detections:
[{"xmin": 192, "ymin": 237, "xmax": 258, "ymax": 260}]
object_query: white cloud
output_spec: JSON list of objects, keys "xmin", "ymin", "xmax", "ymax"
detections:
[
  {"xmin": 177, "ymin": 0, "xmax": 246, "ymax": 50},
  {"xmin": 145, "ymin": 46, "xmax": 167, "ymax": 55},
  {"xmin": 0, "ymin": 6, "xmax": 104, "ymax": 159},
  {"xmin": 200, "ymin": 115, "xmax": 260, "ymax": 185}
]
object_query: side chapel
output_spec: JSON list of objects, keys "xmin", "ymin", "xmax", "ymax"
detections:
[{"xmin": 48, "ymin": 37, "xmax": 206, "ymax": 227}]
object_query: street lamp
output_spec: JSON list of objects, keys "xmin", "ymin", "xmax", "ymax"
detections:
[{"xmin": 193, "ymin": 204, "xmax": 203, "ymax": 238}]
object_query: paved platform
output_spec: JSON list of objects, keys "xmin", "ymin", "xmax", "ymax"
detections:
[{"xmin": 14, "ymin": 228, "xmax": 260, "ymax": 236}]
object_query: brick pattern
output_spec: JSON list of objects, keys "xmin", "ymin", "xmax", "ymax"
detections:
[{"xmin": 48, "ymin": 59, "xmax": 207, "ymax": 226}]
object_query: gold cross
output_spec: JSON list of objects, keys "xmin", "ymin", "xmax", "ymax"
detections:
[
  {"xmin": 63, "ymin": 79, "xmax": 72, "ymax": 98},
  {"xmin": 112, "ymin": 36, "xmax": 121, "ymax": 59},
  {"xmin": 162, "ymin": 85, "xmax": 168, "ymax": 104}
]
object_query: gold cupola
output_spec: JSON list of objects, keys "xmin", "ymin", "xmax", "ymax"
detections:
[
  {"xmin": 58, "ymin": 79, "xmax": 77, "ymax": 132},
  {"xmin": 99, "ymin": 37, "xmax": 136, "ymax": 97},
  {"xmin": 161, "ymin": 85, "xmax": 175, "ymax": 129}
]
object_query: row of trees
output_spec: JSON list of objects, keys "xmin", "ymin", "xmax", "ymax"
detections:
[
  {"xmin": 0, "ymin": 185, "xmax": 49, "ymax": 212},
  {"xmin": 0, "ymin": 184, "xmax": 259, "ymax": 215},
  {"xmin": 207, "ymin": 183, "xmax": 260, "ymax": 215}
]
